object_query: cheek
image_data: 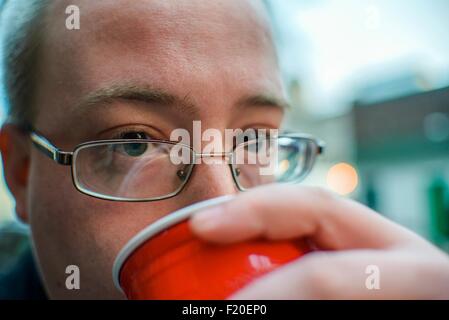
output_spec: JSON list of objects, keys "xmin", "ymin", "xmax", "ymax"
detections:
[{"xmin": 26, "ymin": 155, "xmax": 179, "ymax": 297}]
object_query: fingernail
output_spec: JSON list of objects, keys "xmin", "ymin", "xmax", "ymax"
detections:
[{"xmin": 191, "ymin": 206, "xmax": 226, "ymax": 233}]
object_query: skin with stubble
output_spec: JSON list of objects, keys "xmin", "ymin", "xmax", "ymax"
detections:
[{"xmin": 1, "ymin": 0, "xmax": 449, "ymax": 299}]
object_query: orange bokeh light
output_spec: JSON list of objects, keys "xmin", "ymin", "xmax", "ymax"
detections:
[{"xmin": 326, "ymin": 162, "xmax": 359, "ymax": 195}]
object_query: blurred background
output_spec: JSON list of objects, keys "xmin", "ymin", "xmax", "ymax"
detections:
[{"xmin": 1, "ymin": 0, "xmax": 449, "ymax": 252}]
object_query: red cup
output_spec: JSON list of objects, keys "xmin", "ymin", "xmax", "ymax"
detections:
[{"xmin": 113, "ymin": 195, "xmax": 311, "ymax": 300}]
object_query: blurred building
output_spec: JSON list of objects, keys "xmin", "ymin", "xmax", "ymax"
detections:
[{"xmin": 354, "ymin": 86, "xmax": 449, "ymax": 248}]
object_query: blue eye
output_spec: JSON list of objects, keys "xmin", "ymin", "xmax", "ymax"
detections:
[{"xmin": 120, "ymin": 132, "xmax": 149, "ymax": 157}]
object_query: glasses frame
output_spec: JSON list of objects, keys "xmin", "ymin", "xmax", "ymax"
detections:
[{"xmin": 29, "ymin": 130, "xmax": 325, "ymax": 202}]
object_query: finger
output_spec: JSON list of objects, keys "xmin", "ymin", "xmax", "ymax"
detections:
[
  {"xmin": 189, "ymin": 184, "xmax": 422, "ymax": 249},
  {"xmin": 229, "ymin": 249, "xmax": 449, "ymax": 300}
]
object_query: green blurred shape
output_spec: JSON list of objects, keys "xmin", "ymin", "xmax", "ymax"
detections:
[{"xmin": 428, "ymin": 175, "xmax": 449, "ymax": 244}]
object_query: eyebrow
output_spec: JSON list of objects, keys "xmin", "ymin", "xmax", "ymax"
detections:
[
  {"xmin": 237, "ymin": 94, "xmax": 291, "ymax": 111},
  {"xmin": 76, "ymin": 83, "xmax": 290, "ymax": 116},
  {"xmin": 76, "ymin": 84, "xmax": 198, "ymax": 116}
]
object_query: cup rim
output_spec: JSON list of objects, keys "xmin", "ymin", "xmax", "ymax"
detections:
[{"xmin": 112, "ymin": 194, "xmax": 235, "ymax": 292}]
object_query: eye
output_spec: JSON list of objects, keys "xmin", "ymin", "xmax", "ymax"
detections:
[{"xmin": 119, "ymin": 131, "xmax": 149, "ymax": 157}]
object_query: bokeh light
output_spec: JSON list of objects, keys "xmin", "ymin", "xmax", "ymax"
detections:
[{"xmin": 326, "ymin": 162, "xmax": 359, "ymax": 195}]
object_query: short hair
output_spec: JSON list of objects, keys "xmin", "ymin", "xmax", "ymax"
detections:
[{"xmin": 1, "ymin": 0, "xmax": 49, "ymax": 126}]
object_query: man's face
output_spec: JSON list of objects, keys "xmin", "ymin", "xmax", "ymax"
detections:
[{"xmin": 28, "ymin": 0, "xmax": 285, "ymax": 298}]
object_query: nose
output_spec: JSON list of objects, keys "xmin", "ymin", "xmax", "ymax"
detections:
[{"xmin": 179, "ymin": 157, "xmax": 238, "ymax": 207}]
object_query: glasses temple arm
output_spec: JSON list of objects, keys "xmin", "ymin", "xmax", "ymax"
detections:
[{"xmin": 30, "ymin": 132, "xmax": 73, "ymax": 165}]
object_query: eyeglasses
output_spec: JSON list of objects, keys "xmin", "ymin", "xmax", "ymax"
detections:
[{"xmin": 29, "ymin": 130, "xmax": 325, "ymax": 202}]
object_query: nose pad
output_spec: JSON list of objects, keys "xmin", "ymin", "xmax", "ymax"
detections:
[{"xmin": 176, "ymin": 166, "xmax": 190, "ymax": 182}]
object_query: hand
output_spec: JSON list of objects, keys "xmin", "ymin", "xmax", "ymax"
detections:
[{"xmin": 189, "ymin": 185, "xmax": 449, "ymax": 299}]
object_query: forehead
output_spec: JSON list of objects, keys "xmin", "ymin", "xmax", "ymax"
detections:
[
  {"xmin": 82, "ymin": 0, "xmax": 272, "ymax": 49},
  {"xmin": 35, "ymin": 0, "xmax": 282, "ymax": 128}
]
